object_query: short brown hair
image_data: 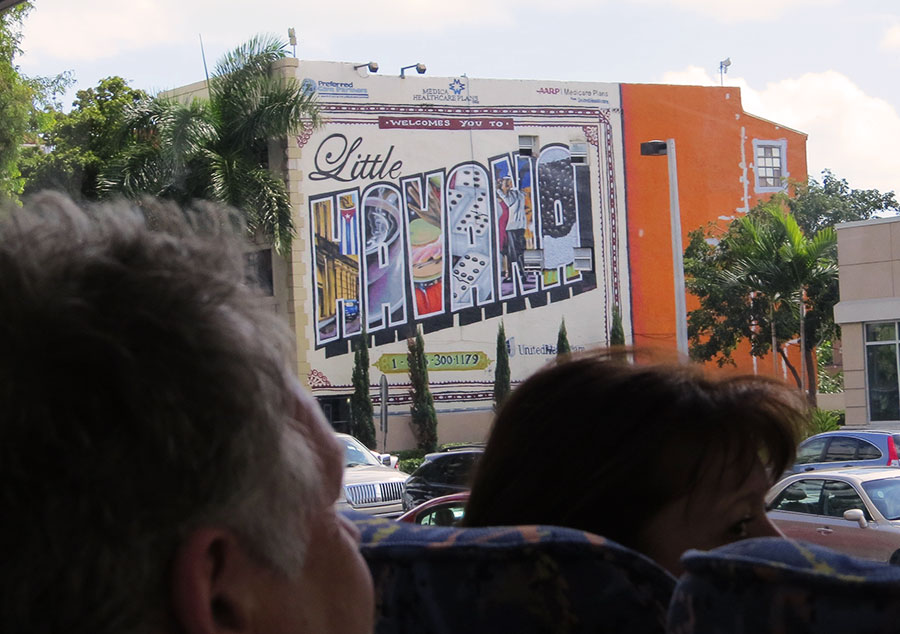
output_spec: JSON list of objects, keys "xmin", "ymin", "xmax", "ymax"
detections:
[{"xmin": 464, "ymin": 349, "xmax": 806, "ymax": 547}]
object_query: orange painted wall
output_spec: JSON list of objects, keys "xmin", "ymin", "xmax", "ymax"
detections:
[{"xmin": 620, "ymin": 83, "xmax": 808, "ymax": 378}]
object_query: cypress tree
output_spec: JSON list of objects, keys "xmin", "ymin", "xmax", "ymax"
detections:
[
  {"xmin": 556, "ymin": 318, "xmax": 571, "ymax": 359},
  {"xmin": 610, "ymin": 304, "xmax": 626, "ymax": 346},
  {"xmin": 493, "ymin": 321, "xmax": 511, "ymax": 411},
  {"xmin": 407, "ymin": 327, "xmax": 437, "ymax": 452},
  {"xmin": 349, "ymin": 327, "xmax": 377, "ymax": 448}
]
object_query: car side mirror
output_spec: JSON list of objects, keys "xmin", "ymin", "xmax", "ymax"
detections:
[
  {"xmin": 380, "ymin": 454, "xmax": 392, "ymax": 467},
  {"xmin": 844, "ymin": 508, "xmax": 868, "ymax": 528}
]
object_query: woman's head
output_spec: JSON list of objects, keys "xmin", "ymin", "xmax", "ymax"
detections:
[{"xmin": 464, "ymin": 349, "xmax": 806, "ymax": 574}]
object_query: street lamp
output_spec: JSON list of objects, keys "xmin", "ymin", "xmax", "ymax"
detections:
[{"xmin": 640, "ymin": 138, "xmax": 688, "ymax": 357}]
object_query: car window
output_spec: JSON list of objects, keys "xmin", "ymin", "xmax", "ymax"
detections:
[
  {"xmin": 823, "ymin": 437, "xmax": 859, "ymax": 462},
  {"xmin": 862, "ymin": 477, "xmax": 900, "ymax": 520},
  {"xmin": 340, "ymin": 436, "xmax": 381, "ymax": 467},
  {"xmin": 771, "ymin": 479, "xmax": 824, "ymax": 514},
  {"xmin": 822, "ymin": 480, "xmax": 869, "ymax": 519},
  {"xmin": 432, "ymin": 453, "xmax": 480, "ymax": 486},
  {"xmin": 796, "ymin": 438, "xmax": 828, "ymax": 465},
  {"xmin": 417, "ymin": 504, "xmax": 465, "ymax": 526},
  {"xmin": 857, "ymin": 440, "xmax": 882, "ymax": 460}
]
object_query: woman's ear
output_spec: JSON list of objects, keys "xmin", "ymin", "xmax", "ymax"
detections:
[{"xmin": 170, "ymin": 528, "xmax": 260, "ymax": 634}]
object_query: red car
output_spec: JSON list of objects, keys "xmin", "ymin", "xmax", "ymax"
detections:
[{"xmin": 397, "ymin": 492, "xmax": 469, "ymax": 526}]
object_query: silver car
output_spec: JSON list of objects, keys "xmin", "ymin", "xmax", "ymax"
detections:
[
  {"xmin": 335, "ymin": 433, "xmax": 407, "ymax": 517},
  {"xmin": 767, "ymin": 467, "xmax": 900, "ymax": 564}
]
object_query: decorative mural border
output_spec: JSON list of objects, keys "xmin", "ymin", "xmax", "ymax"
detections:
[{"xmin": 299, "ymin": 102, "xmax": 623, "ymax": 345}]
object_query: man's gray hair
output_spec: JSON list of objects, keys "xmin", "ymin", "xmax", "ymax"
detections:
[{"xmin": 0, "ymin": 193, "xmax": 321, "ymax": 634}]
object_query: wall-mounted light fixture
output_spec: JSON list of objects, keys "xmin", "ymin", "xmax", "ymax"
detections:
[
  {"xmin": 719, "ymin": 57, "xmax": 731, "ymax": 86},
  {"xmin": 400, "ymin": 63, "xmax": 426, "ymax": 78},
  {"xmin": 354, "ymin": 62, "xmax": 379, "ymax": 73}
]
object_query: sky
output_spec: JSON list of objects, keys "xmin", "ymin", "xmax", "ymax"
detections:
[{"xmin": 16, "ymin": 0, "xmax": 900, "ymax": 198}]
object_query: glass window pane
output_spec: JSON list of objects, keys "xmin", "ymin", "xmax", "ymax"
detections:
[
  {"xmin": 858, "ymin": 440, "xmax": 882, "ymax": 460},
  {"xmin": 796, "ymin": 438, "xmax": 828, "ymax": 464},
  {"xmin": 825, "ymin": 438, "xmax": 858, "ymax": 461},
  {"xmin": 822, "ymin": 481, "xmax": 867, "ymax": 518},
  {"xmin": 772, "ymin": 480, "xmax": 824, "ymax": 514},
  {"xmin": 866, "ymin": 323, "xmax": 896, "ymax": 342},
  {"xmin": 868, "ymin": 344, "xmax": 900, "ymax": 421}
]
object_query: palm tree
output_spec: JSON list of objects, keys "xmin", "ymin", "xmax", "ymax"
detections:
[
  {"xmin": 722, "ymin": 205, "xmax": 837, "ymax": 400},
  {"xmin": 101, "ymin": 34, "xmax": 319, "ymax": 254}
]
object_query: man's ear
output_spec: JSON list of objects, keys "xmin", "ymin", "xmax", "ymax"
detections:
[{"xmin": 170, "ymin": 528, "xmax": 259, "ymax": 634}]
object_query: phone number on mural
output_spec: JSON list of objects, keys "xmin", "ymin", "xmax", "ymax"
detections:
[{"xmin": 374, "ymin": 351, "xmax": 491, "ymax": 373}]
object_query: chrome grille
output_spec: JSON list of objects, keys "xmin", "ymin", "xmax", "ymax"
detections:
[{"xmin": 345, "ymin": 481, "xmax": 405, "ymax": 507}]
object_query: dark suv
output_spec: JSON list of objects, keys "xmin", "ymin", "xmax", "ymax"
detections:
[{"xmin": 402, "ymin": 445, "xmax": 483, "ymax": 510}]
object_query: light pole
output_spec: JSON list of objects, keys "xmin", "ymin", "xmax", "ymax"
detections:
[{"xmin": 640, "ymin": 139, "xmax": 688, "ymax": 356}]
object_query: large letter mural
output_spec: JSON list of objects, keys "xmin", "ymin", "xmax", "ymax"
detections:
[
  {"xmin": 362, "ymin": 184, "xmax": 408, "ymax": 331},
  {"xmin": 446, "ymin": 163, "xmax": 495, "ymax": 311},
  {"xmin": 403, "ymin": 172, "xmax": 446, "ymax": 319},
  {"xmin": 311, "ymin": 192, "xmax": 362, "ymax": 346},
  {"xmin": 310, "ymin": 142, "xmax": 596, "ymax": 353}
]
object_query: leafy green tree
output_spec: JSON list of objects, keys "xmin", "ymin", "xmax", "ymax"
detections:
[
  {"xmin": 610, "ymin": 305, "xmax": 625, "ymax": 346},
  {"xmin": 349, "ymin": 327, "xmax": 376, "ymax": 448},
  {"xmin": 556, "ymin": 318, "xmax": 571, "ymax": 359},
  {"xmin": 407, "ymin": 327, "xmax": 437, "ymax": 452},
  {"xmin": 687, "ymin": 201, "xmax": 836, "ymax": 401},
  {"xmin": 787, "ymin": 170, "xmax": 899, "ymax": 235},
  {"xmin": 101, "ymin": 34, "xmax": 320, "ymax": 254},
  {"xmin": 493, "ymin": 321, "xmax": 510, "ymax": 411},
  {"xmin": 0, "ymin": 2, "xmax": 34, "ymax": 201},
  {"xmin": 21, "ymin": 76, "xmax": 147, "ymax": 200}
]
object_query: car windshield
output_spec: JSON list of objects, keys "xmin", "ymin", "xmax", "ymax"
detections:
[
  {"xmin": 339, "ymin": 436, "xmax": 381, "ymax": 468},
  {"xmin": 861, "ymin": 477, "xmax": 900, "ymax": 520}
]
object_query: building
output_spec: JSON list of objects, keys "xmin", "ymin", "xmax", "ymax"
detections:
[
  {"xmin": 170, "ymin": 59, "xmax": 808, "ymax": 449},
  {"xmin": 835, "ymin": 217, "xmax": 900, "ymax": 427}
]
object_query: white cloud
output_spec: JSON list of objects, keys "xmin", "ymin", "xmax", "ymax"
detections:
[
  {"xmin": 662, "ymin": 66, "xmax": 900, "ymax": 194},
  {"xmin": 628, "ymin": 0, "xmax": 836, "ymax": 22},
  {"xmin": 20, "ymin": 0, "xmax": 184, "ymax": 63},
  {"xmin": 881, "ymin": 24, "xmax": 900, "ymax": 50}
]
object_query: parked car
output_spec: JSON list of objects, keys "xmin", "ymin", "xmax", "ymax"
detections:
[
  {"xmin": 336, "ymin": 433, "xmax": 407, "ymax": 517},
  {"xmin": 402, "ymin": 445, "xmax": 483, "ymax": 510},
  {"xmin": 788, "ymin": 430, "xmax": 900, "ymax": 475},
  {"xmin": 398, "ymin": 492, "xmax": 469, "ymax": 526},
  {"xmin": 767, "ymin": 467, "xmax": 900, "ymax": 563}
]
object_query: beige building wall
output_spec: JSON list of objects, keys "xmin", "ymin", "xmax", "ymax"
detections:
[{"xmin": 834, "ymin": 216, "xmax": 900, "ymax": 426}]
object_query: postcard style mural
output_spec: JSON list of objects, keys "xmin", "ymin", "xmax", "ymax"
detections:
[{"xmin": 309, "ymin": 140, "xmax": 597, "ymax": 353}]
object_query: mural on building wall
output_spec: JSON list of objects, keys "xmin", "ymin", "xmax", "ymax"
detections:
[{"xmin": 310, "ymin": 142, "xmax": 597, "ymax": 351}]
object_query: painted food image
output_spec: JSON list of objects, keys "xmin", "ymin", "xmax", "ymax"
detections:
[{"xmin": 409, "ymin": 218, "xmax": 443, "ymax": 282}]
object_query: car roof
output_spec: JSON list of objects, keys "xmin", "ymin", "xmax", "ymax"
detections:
[
  {"xmin": 423, "ymin": 448, "xmax": 483, "ymax": 460},
  {"xmin": 783, "ymin": 466, "xmax": 900, "ymax": 483},
  {"xmin": 807, "ymin": 430, "xmax": 897, "ymax": 438}
]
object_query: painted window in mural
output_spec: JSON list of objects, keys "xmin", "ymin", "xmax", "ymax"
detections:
[
  {"xmin": 308, "ymin": 141, "xmax": 597, "ymax": 352},
  {"xmin": 311, "ymin": 193, "xmax": 362, "ymax": 345},
  {"xmin": 404, "ymin": 171, "xmax": 446, "ymax": 319},
  {"xmin": 362, "ymin": 184, "xmax": 408, "ymax": 332}
]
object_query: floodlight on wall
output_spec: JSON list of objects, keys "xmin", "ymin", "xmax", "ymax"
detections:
[
  {"xmin": 354, "ymin": 62, "xmax": 379, "ymax": 73},
  {"xmin": 400, "ymin": 63, "xmax": 427, "ymax": 78}
]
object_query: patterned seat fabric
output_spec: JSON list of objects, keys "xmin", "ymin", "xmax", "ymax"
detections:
[
  {"xmin": 667, "ymin": 537, "xmax": 900, "ymax": 634},
  {"xmin": 348, "ymin": 511, "xmax": 676, "ymax": 634}
]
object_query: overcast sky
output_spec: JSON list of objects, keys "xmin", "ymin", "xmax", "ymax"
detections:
[{"xmin": 17, "ymin": 0, "xmax": 900, "ymax": 198}]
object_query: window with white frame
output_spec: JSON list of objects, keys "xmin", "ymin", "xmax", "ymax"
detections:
[
  {"xmin": 865, "ymin": 322, "xmax": 900, "ymax": 421},
  {"xmin": 752, "ymin": 139, "xmax": 788, "ymax": 193}
]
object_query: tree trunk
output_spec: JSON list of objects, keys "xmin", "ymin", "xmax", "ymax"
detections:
[
  {"xmin": 799, "ymin": 295, "xmax": 807, "ymax": 395},
  {"xmin": 805, "ymin": 344, "xmax": 818, "ymax": 406},
  {"xmin": 778, "ymin": 345, "xmax": 802, "ymax": 387},
  {"xmin": 770, "ymin": 306, "xmax": 779, "ymax": 376}
]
